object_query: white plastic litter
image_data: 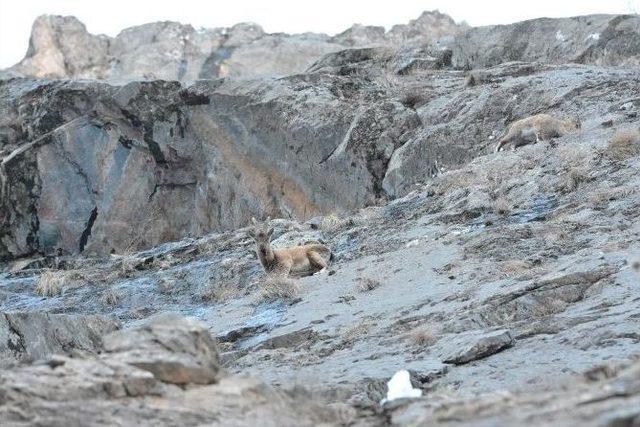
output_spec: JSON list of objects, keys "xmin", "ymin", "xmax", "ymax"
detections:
[{"xmin": 380, "ymin": 370, "xmax": 422, "ymax": 405}]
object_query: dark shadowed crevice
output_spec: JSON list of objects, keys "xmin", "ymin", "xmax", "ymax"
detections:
[
  {"xmin": 198, "ymin": 45, "xmax": 235, "ymax": 79},
  {"xmin": 5, "ymin": 314, "xmax": 27, "ymax": 354},
  {"xmin": 143, "ymin": 127, "xmax": 167, "ymax": 166},
  {"xmin": 78, "ymin": 207, "xmax": 98, "ymax": 252}
]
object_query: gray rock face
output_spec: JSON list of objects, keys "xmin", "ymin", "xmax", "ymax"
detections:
[
  {"xmin": 381, "ymin": 62, "xmax": 640, "ymax": 197},
  {"xmin": 5, "ymin": 12, "xmax": 640, "ymax": 83},
  {"xmin": 0, "ymin": 73, "xmax": 422, "ymax": 258},
  {"xmin": 103, "ymin": 313, "xmax": 220, "ymax": 384},
  {"xmin": 452, "ymin": 14, "xmax": 640, "ymax": 69},
  {"xmin": 441, "ymin": 329, "xmax": 515, "ymax": 364},
  {"xmin": 0, "ymin": 311, "xmax": 119, "ymax": 367},
  {"xmin": 5, "ymin": 12, "xmax": 461, "ymax": 82}
]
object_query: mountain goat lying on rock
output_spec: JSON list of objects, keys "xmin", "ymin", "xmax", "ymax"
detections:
[
  {"xmin": 495, "ymin": 114, "xmax": 581, "ymax": 152},
  {"xmin": 249, "ymin": 217, "xmax": 332, "ymax": 277}
]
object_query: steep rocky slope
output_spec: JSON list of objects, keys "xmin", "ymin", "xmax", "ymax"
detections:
[
  {"xmin": 2, "ymin": 60, "xmax": 639, "ymax": 259},
  {"xmin": 1, "ymin": 10, "xmax": 640, "ymax": 427},
  {"xmin": 2, "ymin": 99, "xmax": 640, "ymax": 423}
]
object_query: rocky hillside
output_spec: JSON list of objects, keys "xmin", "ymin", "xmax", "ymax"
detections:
[{"xmin": 1, "ymin": 10, "xmax": 640, "ymax": 427}]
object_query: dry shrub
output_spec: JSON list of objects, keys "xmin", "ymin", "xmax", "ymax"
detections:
[
  {"xmin": 406, "ymin": 323, "xmax": 442, "ymax": 347},
  {"xmin": 557, "ymin": 166, "xmax": 589, "ymax": 193},
  {"xmin": 355, "ymin": 277, "xmax": 382, "ymax": 292},
  {"xmin": 606, "ymin": 130, "xmax": 640, "ymax": 161},
  {"xmin": 555, "ymin": 139, "xmax": 593, "ymax": 163},
  {"xmin": 258, "ymin": 275, "xmax": 300, "ymax": 303},
  {"xmin": 35, "ymin": 270, "xmax": 85, "ymax": 297}
]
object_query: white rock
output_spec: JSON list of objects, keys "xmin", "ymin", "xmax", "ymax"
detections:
[{"xmin": 380, "ymin": 370, "xmax": 422, "ymax": 405}]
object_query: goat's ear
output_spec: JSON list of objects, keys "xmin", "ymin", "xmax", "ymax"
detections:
[
  {"xmin": 267, "ymin": 227, "xmax": 274, "ymax": 239},
  {"xmin": 251, "ymin": 217, "xmax": 258, "ymax": 226},
  {"xmin": 266, "ymin": 216, "xmax": 271, "ymax": 223},
  {"xmin": 247, "ymin": 228, "xmax": 255, "ymax": 238}
]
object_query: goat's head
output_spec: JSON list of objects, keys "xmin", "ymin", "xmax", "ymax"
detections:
[{"xmin": 249, "ymin": 217, "xmax": 274, "ymax": 258}]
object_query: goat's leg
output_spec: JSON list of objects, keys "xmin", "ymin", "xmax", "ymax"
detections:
[
  {"xmin": 495, "ymin": 137, "xmax": 510, "ymax": 152},
  {"xmin": 308, "ymin": 251, "xmax": 328, "ymax": 274},
  {"xmin": 277, "ymin": 259, "xmax": 294, "ymax": 277}
]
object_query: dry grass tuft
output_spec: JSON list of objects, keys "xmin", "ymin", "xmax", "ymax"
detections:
[
  {"xmin": 498, "ymin": 260, "xmax": 535, "ymax": 278},
  {"xmin": 201, "ymin": 280, "xmax": 242, "ymax": 303},
  {"xmin": 102, "ymin": 289, "xmax": 121, "ymax": 306},
  {"xmin": 530, "ymin": 298, "xmax": 569, "ymax": 318},
  {"xmin": 35, "ymin": 270, "xmax": 86, "ymax": 297},
  {"xmin": 320, "ymin": 213, "xmax": 347, "ymax": 233},
  {"xmin": 465, "ymin": 71, "xmax": 491, "ymax": 87},
  {"xmin": 589, "ymin": 185, "xmax": 636, "ymax": 208},
  {"xmin": 355, "ymin": 277, "xmax": 382, "ymax": 292},
  {"xmin": 406, "ymin": 323, "xmax": 442, "ymax": 347},
  {"xmin": 340, "ymin": 320, "xmax": 374, "ymax": 345},
  {"xmin": 432, "ymin": 170, "xmax": 476, "ymax": 196},
  {"xmin": 258, "ymin": 275, "xmax": 300, "ymax": 303},
  {"xmin": 156, "ymin": 277, "xmax": 177, "ymax": 294},
  {"xmin": 606, "ymin": 129, "xmax": 640, "ymax": 161},
  {"xmin": 493, "ymin": 197, "xmax": 511, "ymax": 216},
  {"xmin": 399, "ymin": 91, "xmax": 428, "ymax": 110}
]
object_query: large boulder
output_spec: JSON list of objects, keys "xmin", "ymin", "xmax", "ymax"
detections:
[{"xmin": 103, "ymin": 313, "xmax": 220, "ymax": 385}]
